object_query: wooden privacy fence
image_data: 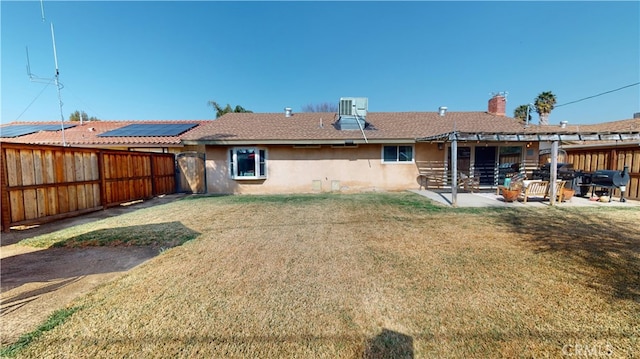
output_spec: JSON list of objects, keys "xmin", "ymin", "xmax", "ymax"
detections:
[
  {"xmin": 1, "ymin": 143, "xmax": 176, "ymax": 232},
  {"xmin": 565, "ymin": 145, "xmax": 640, "ymax": 201}
]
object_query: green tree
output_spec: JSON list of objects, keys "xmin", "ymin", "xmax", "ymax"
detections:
[
  {"xmin": 301, "ymin": 102, "xmax": 338, "ymax": 112},
  {"xmin": 69, "ymin": 110, "xmax": 99, "ymax": 122},
  {"xmin": 534, "ymin": 91, "xmax": 557, "ymax": 125},
  {"xmin": 513, "ymin": 104, "xmax": 532, "ymax": 124},
  {"xmin": 207, "ymin": 101, "xmax": 252, "ymax": 119}
]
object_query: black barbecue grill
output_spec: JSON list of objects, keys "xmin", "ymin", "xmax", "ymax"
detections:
[
  {"xmin": 585, "ymin": 166, "xmax": 631, "ymax": 202},
  {"xmin": 531, "ymin": 163, "xmax": 631, "ymax": 201},
  {"xmin": 532, "ymin": 163, "xmax": 578, "ymax": 182}
]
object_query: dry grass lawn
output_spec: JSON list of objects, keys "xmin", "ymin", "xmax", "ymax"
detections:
[{"xmin": 4, "ymin": 192, "xmax": 639, "ymax": 358}]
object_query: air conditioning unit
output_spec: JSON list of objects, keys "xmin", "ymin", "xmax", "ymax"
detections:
[{"xmin": 339, "ymin": 97, "xmax": 368, "ymax": 117}]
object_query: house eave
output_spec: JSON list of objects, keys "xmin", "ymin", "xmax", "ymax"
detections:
[{"xmin": 182, "ymin": 138, "xmax": 416, "ymax": 146}]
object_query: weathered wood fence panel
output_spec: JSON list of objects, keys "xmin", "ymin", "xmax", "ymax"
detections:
[
  {"xmin": 102, "ymin": 152, "xmax": 154, "ymax": 205},
  {"xmin": 176, "ymin": 152, "xmax": 206, "ymax": 194},
  {"xmin": 153, "ymin": 155, "xmax": 177, "ymax": 195},
  {"xmin": 1, "ymin": 143, "xmax": 177, "ymax": 231},
  {"xmin": 566, "ymin": 145, "xmax": 640, "ymax": 201}
]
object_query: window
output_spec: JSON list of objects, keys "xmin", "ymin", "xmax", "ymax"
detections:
[
  {"xmin": 382, "ymin": 145, "xmax": 414, "ymax": 163},
  {"xmin": 229, "ymin": 148, "xmax": 267, "ymax": 179}
]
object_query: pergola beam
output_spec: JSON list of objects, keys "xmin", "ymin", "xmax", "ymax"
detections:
[
  {"xmin": 549, "ymin": 140, "xmax": 559, "ymax": 206},
  {"xmin": 417, "ymin": 132, "xmax": 640, "ymax": 143}
]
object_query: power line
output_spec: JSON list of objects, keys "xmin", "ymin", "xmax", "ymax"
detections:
[
  {"xmin": 555, "ymin": 82, "xmax": 640, "ymax": 108},
  {"xmin": 15, "ymin": 81, "xmax": 53, "ymax": 121},
  {"xmin": 65, "ymin": 86, "xmax": 105, "ymax": 119}
]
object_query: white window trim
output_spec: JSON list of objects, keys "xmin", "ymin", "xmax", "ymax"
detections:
[
  {"xmin": 381, "ymin": 144, "xmax": 415, "ymax": 164},
  {"xmin": 229, "ymin": 147, "xmax": 267, "ymax": 180}
]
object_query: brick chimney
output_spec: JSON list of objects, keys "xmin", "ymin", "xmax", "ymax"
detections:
[{"xmin": 488, "ymin": 94, "xmax": 506, "ymax": 116}]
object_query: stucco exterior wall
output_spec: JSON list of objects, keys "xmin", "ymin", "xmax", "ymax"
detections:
[
  {"xmin": 415, "ymin": 142, "xmax": 447, "ymax": 162},
  {"xmin": 205, "ymin": 143, "xmax": 438, "ymax": 194}
]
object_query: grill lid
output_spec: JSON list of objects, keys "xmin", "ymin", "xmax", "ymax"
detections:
[{"xmin": 591, "ymin": 166, "xmax": 630, "ymax": 187}]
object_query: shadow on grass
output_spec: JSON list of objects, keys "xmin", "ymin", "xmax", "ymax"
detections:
[
  {"xmin": 363, "ymin": 329, "xmax": 414, "ymax": 359},
  {"xmin": 0, "ymin": 306, "xmax": 81, "ymax": 357},
  {"xmin": 52, "ymin": 221, "xmax": 200, "ymax": 248},
  {"xmin": 1, "ymin": 277, "xmax": 83, "ymax": 316},
  {"xmin": 1, "ymin": 194, "xmax": 190, "ymax": 247},
  {"xmin": 494, "ymin": 208, "xmax": 640, "ymax": 301}
]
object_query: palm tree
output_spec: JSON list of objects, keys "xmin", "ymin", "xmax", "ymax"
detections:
[
  {"xmin": 208, "ymin": 101, "xmax": 253, "ymax": 119},
  {"xmin": 534, "ymin": 91, "xmax": 557, "ymax": 125},
  {"xmin": 513, "ymin": 104, "xmax": 532, "ymax": 124}
]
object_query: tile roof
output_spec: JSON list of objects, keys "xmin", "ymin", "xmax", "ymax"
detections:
[
  {"xmin": 574, "ymin": 118, "xmax": 640, "ymax": 133},
  {"xmin": 518, "ymin": 118, "xmax": 640, "ymax": 142},
  {"xmin": 561, "ymin": 118, "xmax": 640, "ymax": 148},
  {"xmin": 4, "ymin": 116, "xmax": 637, "ymax": 147},
  {"xmin": 182, "ymin": 111, "xmax": 529, "ymax": 144},
  {"xmin": 0, "ymin": 120, "xmax": 208, "ymax": 147},
  {"xmin": 182, "ymin": 112, "xmax": 640, "ymax": 144}
]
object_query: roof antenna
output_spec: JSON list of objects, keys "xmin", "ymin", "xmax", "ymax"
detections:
[
  {"xmin": 25, "ymin": 23, "xmax": 67, "ymax": 146},
  {"xmin": 40, "ymin": 0, "xmax": 46, "ymax": 22},
  {"xmin": 50, "ymin": 23, "xmax": 68, "ymax": 140}
]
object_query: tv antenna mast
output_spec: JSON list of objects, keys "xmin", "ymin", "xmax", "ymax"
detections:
[
  {"xmin": 26, "ymin": 0, "xmax": 67, "ymax": 146},
  {"xmin": 40, "ymin": 0, "xmax": 46, "ymax": 22}
]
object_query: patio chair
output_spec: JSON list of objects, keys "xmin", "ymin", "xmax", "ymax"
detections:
[
  {"xmin": 458, "ymin": 172, "xmax": 480, "ymax": 193},
  {"xmin": 545, "ymin": 180, "xmax": 567, "ymax": 202},
  {"xmin": 521, "ymin": 180, "xmax": 549, "ymax": 203}
]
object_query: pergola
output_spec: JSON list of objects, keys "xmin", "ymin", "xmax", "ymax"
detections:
[{"xmin": 417, "ymin": 130, "xmax": 640, "ymax": 207}]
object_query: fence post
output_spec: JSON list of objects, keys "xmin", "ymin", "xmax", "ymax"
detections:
[
  {"xmin": 150, "ymin": 154, "xmax": 157, "ymax": 197},
  {"xmin": 174, "ymin": 154, "xmax": 180, "ymax": 194},
  {"xmin": 98, "ymin": 151, "xmax": 107, "ymax": 210},
  {"xmin": 1, "ymin": 145, "xmax": 11, "ymax": 232}
]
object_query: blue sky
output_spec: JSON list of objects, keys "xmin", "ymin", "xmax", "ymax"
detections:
[{"xmin": 2, "ymin": 1, "xmax": 638, "ymax": 125}]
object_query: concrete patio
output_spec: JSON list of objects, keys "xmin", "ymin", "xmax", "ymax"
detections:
[{"xmin": 409, "ymin": 189, "xmax": 640, "ymax": 208}]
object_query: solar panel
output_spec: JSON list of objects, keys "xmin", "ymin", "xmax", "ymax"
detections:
[
  {"xmin": 98, "ymin": 123, "xmax": 198, "ymax": 137},
  {"xmin": 0, "ymin": 124, "xmax": 77, "ymax": 138}
]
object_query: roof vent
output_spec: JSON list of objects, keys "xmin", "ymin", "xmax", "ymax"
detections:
[
  {"xmin": 438, "ymin": 106, "xmax": 448, "ymax": 117},
  {"xmin": 560, "ymin": 120, "xmax": 568, "ymax": 128},
  {"xmin": 284, "ymin": 107, "xmax": 292, "ymax": 117}
]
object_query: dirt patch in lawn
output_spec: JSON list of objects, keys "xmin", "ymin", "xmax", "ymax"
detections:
[{"xmin": 0, "ymin": 194, "xmax": 188, "ymax": 345}]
